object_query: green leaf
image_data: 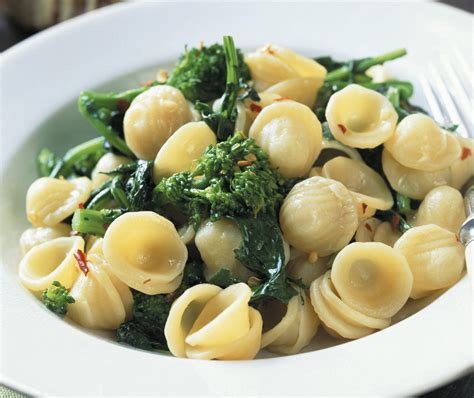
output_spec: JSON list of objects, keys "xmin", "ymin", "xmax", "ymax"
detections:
[{"xmin": 208, "ymin": 268, "xmax": 241, "ymax": 288}]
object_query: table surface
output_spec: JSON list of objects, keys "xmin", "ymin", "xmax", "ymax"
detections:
[{"xmin": 0, "ymin": 1, "xmax": 473, "ymax": 397}]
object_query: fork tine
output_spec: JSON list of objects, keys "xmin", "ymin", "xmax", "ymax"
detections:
[
  {"xmin": 453, "ymin": 46, "xmax": 474, "ymax": 92},
  {"xmin": 418, "ymin": 72, "xmax": 446, "ymax": 125}
]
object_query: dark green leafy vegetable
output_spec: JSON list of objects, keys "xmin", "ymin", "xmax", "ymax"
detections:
[
  {"xmin": 37, "ymin": 148, "xmax": 61, "ymax": 177},
  {"xmin": 116, "ymin": 261, "xmax": 205, "ymax": 351},
  {"xmin": 168, "ymin": 42, "xmax": 250, "ymax": 103},
  {"xmin": 42, "ymin": 281, "xmax": 75, "ymax": 316},
  {"xmin": 154, "ymin": 133, "xmax": 293, "ymax": 228},
  {"xmin": 396, "ymin": 193, "xmax": 412, "ymax": 215},
  {"xmin": 232, "ymin": 214, "xmax": 297, "ymax": 304},
  {"xmin": 72, "ymin": 208, "xmax": 124, "ymax": 236},
  {"xmin": 208, "ymin": 268, "xmax": 241, "ymax": 288}
]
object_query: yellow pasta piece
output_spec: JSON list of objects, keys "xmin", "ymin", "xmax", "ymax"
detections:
[
  {"xmin": 373, "ymin": 222, "xmax": 402, "ymax": 247},
  {"xmin": 330, "ymin": 242, "xmax": 412, "ymax": 318},
  {"xmin": 280, "ymin": 176, "xmax": 358, "ymax": 256},
  {"xmin": 286, "ymin": 255, "xmax": 329, "ymax": 286},
  {"xmin": 450, "ymin": 136, "xmax": 474, "ymax": 190},
  {"xmin": 123, "ymin": 85, "xmax": 192, "ymax": 160},
  {"xmin": 315, "ymin": 138, "xmax": 363, "ymax": 166},
  {"xmin": 26, "ymin": 177, "xmax": 92, "ymax": 227},
  {"xmin": 385, "ymin": 114, "xmax": 461, "ymax": 172},
  {"xmin": 249, "ymin": 101, "xmax": 322, "ymax": 178},
  {"xmin": 91, "ymin": 153, "xmax": 130, "ymax": 189},
  {"xmin": 19, "ymin": 236, "xmax": 84, "ymax": 291},
  {"xmin": 325, "ymin": 84, "xmax": 398, "ymax": 148},
  {"xmin": 103, "ymin": 211, "xmax": 187, "ymax": 294},
  {"xmin": 322, "ymin": 156, "xmax": 394, "ymax": 210},
  {"xmin": 394, "ymin": 224, "xmax": 465, "ymax": 298},
  {"xmin": 265, "ymin": 77, "xmax": 323, "ymax": 108},
  {"xmin": 355, "ymin": 218, "xmax": 382, "ymax": 243},
  {"xmin": 382, "ymin": 149, "xmax": 451, "ymax": 200},
  {"xmin": 153, "ymin": 121, "xmax": 216, "ymax": 183},
  {"xmin": 20, "ymin": 223, "xmax": 71, "ymax": 254}
]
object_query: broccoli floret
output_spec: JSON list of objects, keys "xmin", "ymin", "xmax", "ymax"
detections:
[
  {"xmin": 167, "ymin": 43, "xmax": 250, "ymax": 103},
  {"xmin": 42, "ymin": 281, "xmax": 75, "ymax": 316}
]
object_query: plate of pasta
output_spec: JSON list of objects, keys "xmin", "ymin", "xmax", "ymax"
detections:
[{"xmin": 1, "ymin": 1, "xmax": 473, "ymax": 396}]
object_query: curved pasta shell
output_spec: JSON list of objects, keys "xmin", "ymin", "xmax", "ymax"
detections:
[
  {"xmin": 355, "ymin": 218, "xmax": 382, "ymax": 243},
  {"xmin": 249, "ymin": 101, "xmax": 322, "ymax": 178},
  {"xmin": 319, "ymin": 271, "xmax": 390, "ymax": 329},
  {"xmin": 178, "ymin": 224, "xmax": 196, "ymax": 245},
  {"xmin": 153, "ymin": 121, "xmax": 217, "ymax": 183},
  {"xmin": 308, "ymin": 166, "xmax": 323, "ymax": 178},
  {"xmin": 322, "ymin": 156, "xmax": 393, "ymax": 210},
  {"xmin": 286, "ymin": 255, "xmax": 329, "ymax": 286},
  {"xmin": 265, "ymin": 77, "xmax": 324, "ymax": 108},
  {"xmin": 26, "ymin": 177, "xmax": 92, "ymax": 227},
  {"xmin": 331, "ymin": 242, "xmax": 412, "ymax": 318},
  {"xmin": 195, "ymin": 218, "xmax": 253, "ymax": 282},
  {"xmin": 123, "ymin": 85, "xmax": 192, "ymax": 160},
  {"xmin": 91, "ymin": 153, "xmax": 130, "ymax": 189},
  {"xmin": 325, "ymin": 84, "xmax": 398, "ymax": 148},
  {"xmin": 373, "ymin": 222, "xmax": 402, "ymax": 247},
  {"xmin": 261, "ymin": 290, "xmax": 319, "ymax": 355},
  {"xmin": 165, "ymin": 283, "xmax": 262, "ymax": 360},
  {"xmin": 382, "ymin": 149, "xmax": 452, "ymax": 200},
  {"xmin": 412, "ymin": 186, "xmax": 466, "ymax": 234},
  {"xmin": 315, "ymin": 138, "xmax": 364, "ymax": 166},
  {"xmin": 268, "ymin": 45, "xmax": 327, "ymax": 79},
  {"xmin": 280, "ymin": 176, "xmax": 358, "ymax": 256},
  {"xmin": 309, "ymin": 276, "xmax": 373, "ymax": 339},
  {"xmin": 394, "ymin": 224, "xmax": 465, "ymax": 298},
  {"xmin": 103, "ymin": 211, "xmax": 187, "ymax": 294},
  {"xmin": 450, "ymin": 136, "xmax": 474, "ymax": 190},
  {"xmin": 19, "ymin": 236, "xmax": 84, "ymax": 291},
  {"xmin": 20, "ymin": 223, "xmax": 71, "ymax": 254},
  {"xmin": 385, "ymin": 114, "xmax": 461, "ymax": 172}
]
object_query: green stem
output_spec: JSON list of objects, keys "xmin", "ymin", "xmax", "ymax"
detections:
[
  {"xmin": 220, "ymin": 35, "xmax": 239, "ymax": 120},
  {"xmin": 72, "ymin": 209, "xmax": 107, "ymax": 237},
  {"xmin": 110, "ymin": 178, "xmax": 131, "ymax": 209},
  {"xmin": 86, "ymin": 187, "xmax": 113, "ymax": 210},
  {"xmin": 355, "ymin": 48, "xmax": 407, "ymax": 72},
  {"xmin": 325, "ymin": 65, "xmax": 352, "ymax": 82}
]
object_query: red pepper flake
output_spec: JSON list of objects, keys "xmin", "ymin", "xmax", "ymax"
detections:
[
  {"xmin": 74, "ymin": 250, "xmax": 89, "ymax": 276},
  {"xmin": 364, "ymin": 223, "xmax": 373, "ymax": 232},
  {"xmin": 143, "ymin": 79, "xmax": 155, "ymax": 87},
  {"xmin": 143, "ymin": 278, "xmax": 151, "ymax": 284},
  {"xmin": 337, "ymin": 124, "xmax": 347, "ymax": 134},
  {"xmin": 117, "ymin": 99, "xmax": 130, "ymax": 113},
  {"xmin": 250, "ymin": 103, "xmax": 262, "ymax": 113},
  {"xmin": 455, "ymin": 234, "xmax": 460, "ymax": 243},
  {"xmin": 78, "ymin": 203, "xmax": 85, "ymax": 209},
  {"xmin": 361, "ymin": 203, "xmax": 368, "ymax": 214},
  {"xmin": 460, "ymin": 147, "xmax": 472, "ymax": 160},
  {"xmin": 274, "ymin": 97, "xmax": 290, "ymax": 102},
  {"xmin": 391, "ymin": 214, "xmax": 401, "ymax": 230},
  {"xmin": 103, "ymin": 223, "xmax": 110, "ymax": 231}
]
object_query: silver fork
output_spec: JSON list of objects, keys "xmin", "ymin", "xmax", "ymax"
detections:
[{"xmin": 418, "ymin": 48, "xmax": 473, "ymax": 281}]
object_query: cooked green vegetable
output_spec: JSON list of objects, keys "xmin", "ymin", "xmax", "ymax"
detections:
[
  {"xmin": 168, "ymin": 42, "xmax": 250, "ymax": 103},
  {"xmin": 42, "ymin": 281, "xmax": 75, "ymax": 316},
  {"xmin": 72, "ymin": 208, "xmax": 124, "ymax": 236},
  {"xmin": 154, "ymin": 133, "xmax": 293, "ymax": 228},
  {"xmin": 207, "ymin": 268, "xmax": 241, "ymax": 288},
  {"xmin": 37, "ymin": 148, "xmax": 61, "ymax": 177},
  {"xmin": 396, "ymin": 193, "xmax": 412, "ymax": 215}
]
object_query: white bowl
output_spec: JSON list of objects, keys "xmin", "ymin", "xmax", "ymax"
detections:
[{"xmin": 1, "ymin": 1, "xmax": 472, "ymax": 396}]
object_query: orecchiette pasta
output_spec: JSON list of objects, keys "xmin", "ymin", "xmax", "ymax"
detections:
[
  {"xmin": 123, "ymin": 85, "xmax": 192, "ymax": 160},
  {"xmin": 26, "ymin": 177, "xmax": 92, "ymax": 227},
  {"xmin": 322, "ymin": 156, "xmax": 394, "ymax": 210},
  {"xmin": 286, "ymin": 254, "xmax": 329, "ymax": 286},
  {"xmin": 373, "ymin": 222, "xmax": 401, "ymax": 247},
  {"xmin": 308, "ymin": 166, "xmax": 323, "ymax": 178},
  {"xmin": 153, "ymin": 121, "xmax": 217, "ymax": 183},
  {"xmin": 19, "ymin": 236, "xmax": 84, "ymax": 291},
  {"xmin": 195, "ymin": 218, "xmax": 254, "ymax": 282},
  {"xmin": 354, "ymin": 218, "xmax": 382, "ymax": 243},
  {"xmin": 330, "ymin": 242, "xmax": 412, "ymax": 318},
  {"xmin": 450, "ymin": 136, "xmax": 474, "ymax": 190},
  {"xmin": 325, "ymin": 84, "xmax": 398, "ymax": 148},
  {"xmin": 91, "ymin": 153, "xmax": 131, "ymax": 189},
  {"xmin": 314, "ymin": 138, "xmax": 364, "ymax": 166},
  {"xmin": 411, "ymin": 185, "xmax": 466, "ymax": 234},
  {"xmin": 103, "ymin": 211, "xmax": 188, "ymax": 294},
  {"xmin": 260, "ymin": 289, "xmax": 319, "ymax": 355},
  {"xmin": 382, "ymin": 149, "xmax": 452, "ymax": 200},
  {"xmin": 280, "ymin": 177, "xmax": 359, "ymax": 256},
  {"xmin": 385, "ymin": 114, "xmax": 461, "ymax": 172},
  {"xmin": 264, "ymin": 77, "xmax": 323, "ymax": 108},
  {"xmin": 20, "ymin": 223, "xmax": 72, "ymax": 254},
  {"xmin": 164, "ymin": 283, "xmax": 262, "ymax": 359},
  {"xmin": 67, "ymin": 239, "xmax": 133, "ymax": 330},
  {"xmin": 249, "ymin": 101, "xmax": 323, "ymax": 178},
  {"xmin": 394, "ymin": 224, "xmax": 465, "ymax": 299}
]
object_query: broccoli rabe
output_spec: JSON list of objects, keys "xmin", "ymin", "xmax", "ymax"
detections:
[
  {"xmin": 42, "ymin": 281, "xmax": 75, "ymax": 316},
  {"xmin": 72, "ymin": 208, "xmax": 124, "ymax": 237},
  {"xmin": 167, "ymin": 42, "xmax": 250, "ymax": 103}
]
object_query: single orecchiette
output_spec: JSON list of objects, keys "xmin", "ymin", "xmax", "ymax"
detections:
[
  {"xmin": 20, "ymin": 223, "xmax": 71, "ymax": 254},
  {"xmin": 26, "ymin": 177, "xmax": 92, "ymax": 227},
  {"xmin": 382, "ymin": 149, "xmax": 451, "ymax": 200},
  {"xmin": 91, "ymin": 153, "xmax": 130, "ymax": 189},
  {"xmin": 195, "ymin": 218, "xmax": 253, "ymax": 282},
  {"xmin": 264, "ymin": 77, "xmax": 323, "ymax": 108},
  {"xmin": 315, "ymin": 138, "xmax": 363, "ymax": 166},
  {"xmin": 330, "ymin": 242, "xmax": 412, "ymax": 318},
  {"xmin": 411, "ymin": 185, "xmax": 466, "ymax": 234},
  {"xmin": 123, "ymin": 85, "xmax": 192, "ymax": 160},
  {"xmin": 286, "ymin": 254, "xmax": 329, "ymax": 286},
  {"xmin": 394, "ymin": 224, "xmax": 465, "ymax": 299},
  {"xmin": 67, "ymin": 239, "xmax": 133, "ymax": 330},
  {"xmin": 450, "ymin": 136, "xmax": 474, "ymax": 190},
  {"xmin": 280, "ymin": 177, "xmax": 359, "ymax": 256},
  {"xmin": 153, "ymin": 121, "xmax": 216, "ymax": 183},
  {"xmin": 249, "ymin": 101, "xmax": 323, "ymax": 178},
  {"xmin": 373, "ymin": 222, "xmax": 401, "ymax": 247},
  {"xmin": 103, "ymin": 211, "xmax": 188, "ymax": 294},
  {"xmin": 260, "ymin": 289, "xmax": 319, "ymax": 355},
  {"xmin": 385, "ymin": 114, "xmax": 461, "ymax": 172},
  {"xmin": 19, "ymin": 236, "xmax": 84, "ymax": 291},
  {"xmin": 355, "ymin": 218, "xmax": 382, "ymax": 243},
  {"xmin": 164, "ymin": 283, "xmax": 263, "ymax": 360},
  {"xmin": 325, "ymin": 84, "xmax": 398, "ymax": 148},
  {"xmin": 322, "ymin": 156, "xmax": 394, "ymax": 210}
]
